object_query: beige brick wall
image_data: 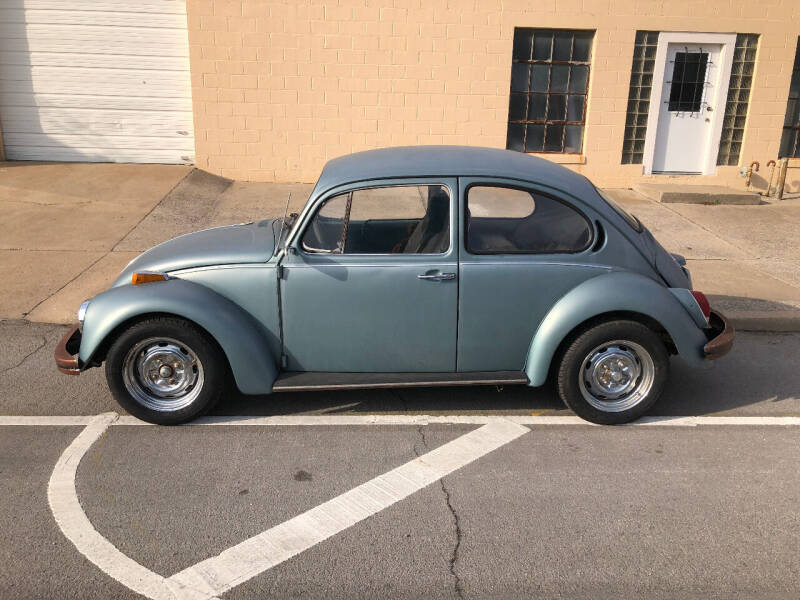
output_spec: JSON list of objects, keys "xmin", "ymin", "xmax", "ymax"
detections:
[{"xmin": 187, "ymin": 0, "xmax": 800, "ymax": 191}]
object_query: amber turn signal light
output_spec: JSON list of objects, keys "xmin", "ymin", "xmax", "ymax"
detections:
[{"xmin": 132, "ymin": 272, "xmax": 169, "ymax": 285}]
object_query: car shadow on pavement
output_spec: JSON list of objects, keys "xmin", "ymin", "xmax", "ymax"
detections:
[
  {"xmin": 2, "ymin": 322, "xmax": 797, "ymax": 418},
  {"xmin": 211, "ymin": 331, "xmax": 800, "ymax": 418}
]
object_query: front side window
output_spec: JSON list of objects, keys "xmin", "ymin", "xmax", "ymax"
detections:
[
  {"xmin": 466, "ymin": 185, "xmax": 592, "ymax": 254},
  {"xmin": 301, "ymin": 185, "xmax": 450, "ymax": 254},
  {"xmin": 506, "ymin": 28, "xmax": 594, "ymax": 154}
]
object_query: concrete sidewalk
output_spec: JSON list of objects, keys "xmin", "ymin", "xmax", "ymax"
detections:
[{"xmin": 1, "ymin": 161, "xmax": 799, "ymax": 330}]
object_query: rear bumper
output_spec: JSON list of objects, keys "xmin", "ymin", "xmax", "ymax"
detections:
[
  {"xmin": 703, "ymin": 309, "xmax": 734, "ymax": 360},
  {"xmin": 54, "ymin": 323, "xmax": 82, "ymax": 375}
]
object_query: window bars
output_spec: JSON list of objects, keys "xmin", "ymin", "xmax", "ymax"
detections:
[
  {"xmin": 506, "ymin": 29, "xmax": 594, "ymax": 154},
  {"xmin": 667, "ymin": 51, "xmax": 709, "ymax": 112}
]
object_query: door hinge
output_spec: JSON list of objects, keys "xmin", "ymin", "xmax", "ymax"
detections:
[
  {"xmin": 280, "ymin": 354, "xmax": 288, "ymax": 369},
  {"xmin": 277, "ymin": 264, "xmax": 285, "ymax": 279}
]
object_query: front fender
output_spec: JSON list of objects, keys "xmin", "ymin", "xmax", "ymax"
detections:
[
  {"xmin": 524, "ymin": 271, "xmax": 709, "ymax": 386},
  {"xmin": 79, "ymin": 279, "xmax": 278, "ymax": 394}
]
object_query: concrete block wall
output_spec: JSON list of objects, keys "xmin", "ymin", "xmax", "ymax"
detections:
[{"xmin": 186, "ymin": 0, "xmax": 800, "ymax": 190}]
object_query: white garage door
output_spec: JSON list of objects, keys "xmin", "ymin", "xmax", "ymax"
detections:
[{"xmin": 0, "ymin": 0, "xmax": 194, "ymax": 164}]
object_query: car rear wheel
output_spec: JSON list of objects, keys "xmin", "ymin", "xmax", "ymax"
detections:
[
  {"xmin": 556, "ymin": 320, "xmax": 669, "ymax": 424},
  {"xmin": 105, "ymin": 317, "xmax": 225, "ymax": 424}
]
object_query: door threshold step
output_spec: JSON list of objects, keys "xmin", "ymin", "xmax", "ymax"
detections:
[{"xmin": 272, "ymin": 370, "xmax": 529, "ymax": 392}]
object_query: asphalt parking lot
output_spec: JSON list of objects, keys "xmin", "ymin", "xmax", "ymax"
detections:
[{"xmin": 2, "ymin": 321, "xmax": 800, "ymax": 598}]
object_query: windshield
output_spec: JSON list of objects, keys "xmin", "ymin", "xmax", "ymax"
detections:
[{"xmin": 595, "ymin": 187, "xmax": 642, "ymax": 232}]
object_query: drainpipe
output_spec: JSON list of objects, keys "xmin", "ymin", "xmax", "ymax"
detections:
[
  {"xmin": 745, "ymin": 161, "xmax": 759, "ymax": 190},
  {"xmin": 775, "ymin": 158, "xmax": 790, "ymax": 200},
  {"xmin": 761, "ymin": 160, "xmax": 776, "ymax": 197}
]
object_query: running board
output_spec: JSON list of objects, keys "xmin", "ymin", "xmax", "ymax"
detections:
[{"xmin": 272, "ymin": 371, "xmax": 529, "ymax": 392}]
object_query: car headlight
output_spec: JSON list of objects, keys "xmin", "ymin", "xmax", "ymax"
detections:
[{"xmin": 77, "ymin": 299, "xmax": 91, "ymax": 332}]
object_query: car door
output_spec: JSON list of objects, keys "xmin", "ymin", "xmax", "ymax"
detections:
[
  {"xmin": 457, "ymin": 177, "xmax": 605, "ymax": 372},
  {"xmin": 280, "ymin": 178, "xmax": 458, "ymax": 372}
]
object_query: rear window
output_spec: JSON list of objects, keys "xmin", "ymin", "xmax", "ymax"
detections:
[
  {"xmin": 466, "ymin": 185, "xmax": 592, "ymax": 254},
  {"xmin": 595, "ymin": 187, "xmax": 642, "ymax": 232}
]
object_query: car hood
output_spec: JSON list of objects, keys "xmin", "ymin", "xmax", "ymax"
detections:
[{"xmin": 113, "ymin": 220, "xmax": 278, "ymax": 287}]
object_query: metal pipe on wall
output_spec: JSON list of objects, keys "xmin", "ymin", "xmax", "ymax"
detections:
[{"xmin": 775, "ymin": 158, "xmax": 789, "ymax": 200}]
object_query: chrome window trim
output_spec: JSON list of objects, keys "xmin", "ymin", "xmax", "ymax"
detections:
[
  {"xmin": 459, "ymin": 261, "xmax": 611, "ymax": 269},
  {"xmin": 290, "ymin": 179, "xmax": 457, "ymax": 258}
]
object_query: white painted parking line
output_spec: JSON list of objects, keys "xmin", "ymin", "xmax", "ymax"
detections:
[
  {"xmin": 0, "ymin": 415, "xmax": 94, "ymax": 426},
  {"xmin": 5, "ymin": 414, "xmax": 800, "ymax": 427},
  {"xmin": 47, "ymin": 415, "xmax": 528, "ymax": 599},
  {"xmin": 47, "ymin": 413, "xmax": 205, "ymax": 600},
  {"xmin": 166, "ymin": 419, "xmax": 529, "ymax": 598}
]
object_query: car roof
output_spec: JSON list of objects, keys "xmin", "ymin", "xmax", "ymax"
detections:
[{"xmin": 314, "ymin": 145, "xmax": 598, "ymax": 199}]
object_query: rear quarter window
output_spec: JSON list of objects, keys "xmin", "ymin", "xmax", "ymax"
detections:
[{"xmin": 466, "ymin": 185, "xmax": 592, "ymax": 254}]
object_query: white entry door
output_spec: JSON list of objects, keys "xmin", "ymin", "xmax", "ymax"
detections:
[{"xmin": 651, "ymin": 43, "xmax": 722, "ymax": 174}]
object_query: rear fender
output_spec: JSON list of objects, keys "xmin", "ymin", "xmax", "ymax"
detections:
[
  {"xmin": 79, "ymin": 278, "xmax": 278, "ymax": 394},
  {"xmin": 524, "ymin": 271, "xmax": 709, "ymax": 386}
]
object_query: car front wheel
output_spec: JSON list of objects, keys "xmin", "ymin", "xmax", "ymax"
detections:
[
  {"xmin": 556, "ymin": 320, "xmax": 669, "ymax": 424},
  {"xmin": 105, "ymin": 317, "xmax": 225, "ymax": 424}
]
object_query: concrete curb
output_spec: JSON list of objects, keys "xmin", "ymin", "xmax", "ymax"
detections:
[{"xmin": 726, "ymin": 311, "xmax": 800, "ymax": 332}]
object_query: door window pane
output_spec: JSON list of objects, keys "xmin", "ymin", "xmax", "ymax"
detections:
[
  {"xmin": 301, "ymin": 194, "xmax": 348, "ymax": 253},
  {"xmin": 668, "ymin": 52, "xmax": 708, "ymax": 112},
  {"xmin": 302, "ymin": 185, "xmax": 450, "ymax": 255},
  {"xmin": 466, "ymin": 186, "xmax": 592, "ymax": 254}
]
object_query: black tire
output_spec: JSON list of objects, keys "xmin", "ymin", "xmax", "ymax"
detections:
[
  {"xmin": 105, "ymin": 317, "xmax": 226, "ymax": 425},
  {"xmin": 556, "ymin": 320, "xmax": 669, "ymax": 425}
]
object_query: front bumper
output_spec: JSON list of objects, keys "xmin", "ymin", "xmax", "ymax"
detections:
[
  {"xmin": 54, "ymin": 323, "xmax": 82, "ymax": 375},
  {"xmin": 703, "ymin": 309, "xmax": 734, "ymax": 360}
]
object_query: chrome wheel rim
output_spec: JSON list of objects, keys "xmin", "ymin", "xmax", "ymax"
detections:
[
  {"xmin": 122, "ymin": 337, "xmax": 204, "ymax": 412},
  {"xmin": 578, "ymin": 340, "xmax": 655, "ymax": 412}
]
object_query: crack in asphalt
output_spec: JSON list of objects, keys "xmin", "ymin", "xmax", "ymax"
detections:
[
  {"xmin": 415, "ymin": 425, "xmax": 465, "ymax": 599},
  {"xmin": 0, "ymin": 327, "xmax": 54, "ymax": 374}
]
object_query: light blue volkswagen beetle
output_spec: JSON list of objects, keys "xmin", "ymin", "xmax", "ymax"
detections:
[{"xmin": 55, "ymin": 146, "xmax": 733, "ymax": 425}]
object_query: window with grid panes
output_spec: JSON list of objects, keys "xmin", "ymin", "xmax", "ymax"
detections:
[
  {"xmin": 621, "ymin": 31, "xmax": 658, "ymax": 164},
  {"xmin": 718, "ymin": 34, "xmax": 758, "ymax": 166},
  {"xmin": 506, "ymin": 29, "xmax": 593, "ymax": 154},
  {"xmin": 779, "ymin": 37, "xmax": 800, "ymax": 158}
]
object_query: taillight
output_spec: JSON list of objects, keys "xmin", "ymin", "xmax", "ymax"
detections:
[{"xmin": 691, "ymin": 290, "xmax": 711, "ymax": 319}]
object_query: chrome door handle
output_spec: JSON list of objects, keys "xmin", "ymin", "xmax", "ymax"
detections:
[{"xmin": 418, "ymin": 272, "xmax": 456, "ymax": 281}]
